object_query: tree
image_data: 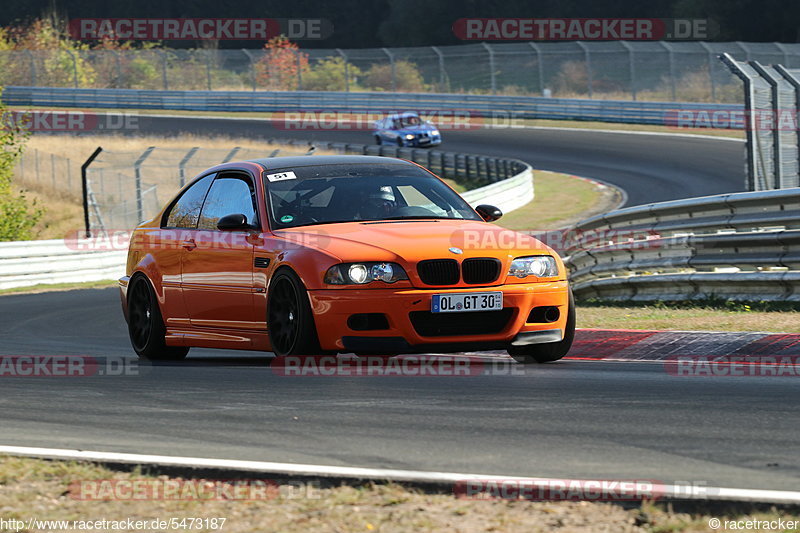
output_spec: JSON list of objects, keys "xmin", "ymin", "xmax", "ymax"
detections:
[
  {"xmin": 0, "ymin": 89, "xmax": 42, "ymax": 241},
  {"xmin": 255, "ymin": 36, "xmax": 308, "ymax": 90}
]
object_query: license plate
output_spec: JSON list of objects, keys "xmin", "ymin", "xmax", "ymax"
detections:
[{"xmin": 431, "ymin": 292, "xmax": 503, "ymax": 313}]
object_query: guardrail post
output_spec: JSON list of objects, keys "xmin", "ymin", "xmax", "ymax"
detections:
[
  {"xmin": 528, "ymin": 43, "xmax": 545, "ymax": 95},
  {"xmin": 81, "ymin": 147, "xmax": 103, "ymax": 237},
  {"xmin": 336, "ymin": 49, "xmax": 350, "ymax": 92},
  {"xmin": 576, "ymin": 42, "xmax": 593, "ymax": 99},
  {"xmin": 382, "ymin": 48, "xmax": 396, "ymax": 92},
  {"xmin": 481, "ymin": 43, "xmax": 497, "ymax": 95},
  {"xmin": 431, "ymin": 46, "xmax": 446, "ymax": 91},
  {"xmin": 179, "ymin": 147, "xmax": 199, "ymax": 187},
  {"xmin": 113, "ymin": 50, "xmax": 122, "ymax": 88},
  {"xmin": 134, "ymin": 147, "xmax": 155, "ymax": 224}
]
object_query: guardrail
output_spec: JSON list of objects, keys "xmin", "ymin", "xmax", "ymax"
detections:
[
  {"xmin": 1, "ymin": 86, "xmax": 741, "ymax": 126},
  {"xmin": 3, "ymin": 145, "xmax": 532, "ymax": 290},
  {"xmin": 564, "ymin": 187, "xmax": 800, "ymax": 301}
]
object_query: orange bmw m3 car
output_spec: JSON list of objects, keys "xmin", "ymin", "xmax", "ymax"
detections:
[{"xmin": 119, "ymin": 155, "xmax": 574, "ymax": 363}]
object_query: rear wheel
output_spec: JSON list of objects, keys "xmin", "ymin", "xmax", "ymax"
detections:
[
  {"xmin": 508, "ymin": 289, "xmax": 575, "ymax": 364},
  {"xmin": 127, "ymin": 275, "xmax": 189, "ymax": 361},
  {"xmin": 267, "ymin": 269, "xmax": 322, "ymax": 356}
]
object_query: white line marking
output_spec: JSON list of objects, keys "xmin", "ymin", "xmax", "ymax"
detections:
[{"xmin": 0, "ymin": 445, "xmax": 798, "ymax": 503}]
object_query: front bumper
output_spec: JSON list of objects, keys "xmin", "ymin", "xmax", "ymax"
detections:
[{"xmin": 308, "ymin": 281, "xmax": 569, "ymax": 352}]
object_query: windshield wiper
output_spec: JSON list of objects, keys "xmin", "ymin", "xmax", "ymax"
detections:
[{"xmin": 381, "ymin": 215, "xmax": 453, "ymax": 221}]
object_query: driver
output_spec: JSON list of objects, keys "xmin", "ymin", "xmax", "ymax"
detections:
[{"xmin": 358, "ymin": 186, "xmax": 397, "ymax": 219}]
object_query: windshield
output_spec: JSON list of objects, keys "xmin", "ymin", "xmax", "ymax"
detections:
[{"xmin": 264, "ymin": 163, "xmax": 481, "ymax": 229}]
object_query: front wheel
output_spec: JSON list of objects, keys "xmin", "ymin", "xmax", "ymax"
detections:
[
  {"xmin": 375, "ymin": 135, "xmax": 382, "ymax": 145},
  {"xmin": 508, "ymin": 289, "xmax": 575, "ymax": 364},
  {"xmin": 127, "ymin": 275, "xmax": 189, "ymax": 361},
  {"xmin": 267, "ymin": 269, "xmax": 322, "ymax": 356},
  {"xmin": 395, "ymin": 136, "xmax": 404, "ymax": 147}
]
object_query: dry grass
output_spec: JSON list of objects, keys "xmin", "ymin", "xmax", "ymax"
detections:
[
  {"xmin": 13, "ymin": 134, "xmax": 332, "ymax": 240},
  {"xmin": 497, "ymin": 171, "xmax": 621, "ymax": 231},
  {"xmin": 0, "ymin": 456, "xmax": 794, "ymax": 533},
  {"xmin": 577, "ymin": 305, "xmax": 800, "ymax": 333}
]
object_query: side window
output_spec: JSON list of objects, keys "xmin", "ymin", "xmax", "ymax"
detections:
[
  {"xmin": 197, "ymin": 174, "xmax": 257, "ymax": 230},
  {"xmin": 164, "ymin": 174, "xmax": 215, "ymax": 228}
]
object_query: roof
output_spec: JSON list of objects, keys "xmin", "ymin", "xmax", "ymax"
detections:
[{"xmin": 247, "ymin": 154, "xmax": 417, "ymax": 170}]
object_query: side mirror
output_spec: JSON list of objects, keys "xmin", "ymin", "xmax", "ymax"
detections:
[
  {"xmin": 476, "ymin": 204, "xmax": 503, "ymax": 222},
  {"xmin": 217, "ymin": 213, "xmax": 255, "ymax": 231}
]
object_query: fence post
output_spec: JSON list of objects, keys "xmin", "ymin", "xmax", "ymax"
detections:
[
  {"xmin": 50, "ymin": 153, "xmax": 56, "ymax": 189},
  {"xmin": 700, "ymin": 41, "xmax": 717, "ymax": 101},
  {"xmin": 661, "ymin": 41, "xmax": 677, "ymax": 101},
  {"xmin": 179, "ymin": 147, "xmax": 199, "ymax": 187},
  {"xmin": 25, "ymin": 50, "xmax": 36, "ymax": 85},
  {"xmin": 34, "ymin": 148, "xmax": 40, "ymax": 183},
  {"xmin": 64, "ymin": 49, "xmax": 79, "ymax": 88},
  {"xmin": 205, "ymin": 50, "xmax": 213, "ymax": 91},
  {"xmin": 382, "ymin": 48, "xmax": 396, "ymax": 92},
  {"xmin": 134, "ymin": 147, "xmax": 155, "ymax": 224},
  {"xmin": 774, "ymin": 42, "xmax": 791, "ymax": 68},
  {"xmin": 242, "ymin": 49, "xmax": 257, "ymax": 91},
  {"xmin": 295, "ymin": 48, "xmax": 304, "ymax": 90},
  {"xmin": 576, "ymin": 41, "xmax": 593, "ymax": 98},
  {"xmin": 528, "ymin": 42, "xmax": 545, "ymax": 95},
  {"xmin": 222, "ymin": 146, "xmax": 241, "ymax": 163},
  {"xmin": 81, "ymin": 147, "xmax": 103, "ymax": 237},
  {"xmin": 431, "ymin": 46, "xmax": 446, "ymax": 91},
  {"xmin": 158, "ymin": 50, "xmax": 169, "ymax": 90},
  {"xmin": 336, "ymin": 49, "xmax": 349, "ymax": 92},
  {"xmin": 482, "ymin": 43, "xmax": 497, "ymax": 95},
  {"xmin": 620, "ymin": 41, "xmax": 636, "ymax": 101}
]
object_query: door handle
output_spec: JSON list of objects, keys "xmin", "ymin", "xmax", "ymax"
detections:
[{"xmin": 182, "ymin": 239, "xmax": 197, "ymax": 251}]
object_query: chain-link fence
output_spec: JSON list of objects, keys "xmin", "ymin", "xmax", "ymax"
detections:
[{"xmin": 3, "ymin": 42, "xmax": 800, "ymax": 102}]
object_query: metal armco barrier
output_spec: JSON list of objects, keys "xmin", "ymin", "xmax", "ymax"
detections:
[
  {"xmin": 1, "ymin": 86, "xmax": 742, "ymax": 127},
  {"xmin": 565, "ymin": 187, "xmax": 800, "ymax": 301}
]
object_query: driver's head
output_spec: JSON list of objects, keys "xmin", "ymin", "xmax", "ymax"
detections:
[{"xmin": 360, "ymin": 186, "xmax": 396, "ymax": 219}]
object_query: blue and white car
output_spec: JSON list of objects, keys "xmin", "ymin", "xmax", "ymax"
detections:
[{"xmin": 373, "ymin": 112, "xmax": 442, "ymax": 148}]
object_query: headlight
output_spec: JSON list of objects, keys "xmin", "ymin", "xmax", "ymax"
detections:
[
  {"xmin": 324, "ymin": 262, "xmax": 409, "ymax": 285},
  {"xmin": 508, "ymin": 256, "xmax": 558, "ymax": 278},
  {"xmin": 431, "ymin": 129, "xmax": 440, "ymax": 136},
  {"xmin": 405, "ymin": 134, "xmax": 415, "ymax": 140}
]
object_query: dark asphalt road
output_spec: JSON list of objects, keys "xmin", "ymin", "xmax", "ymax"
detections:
[
  {"xmin": 1, "ymin": 288, "xmax": 797, "ymax": 491},
  {"xmin": 133, "ymin": 115, "xmax": 747, "ymax": 206}
]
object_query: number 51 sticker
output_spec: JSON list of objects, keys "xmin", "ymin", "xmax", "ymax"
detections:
[{"xmin": 266, "ymin": 171, "xmax": 297, "ymax": 182}]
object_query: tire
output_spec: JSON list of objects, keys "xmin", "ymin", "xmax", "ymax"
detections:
[
  {"xmin": 267, "ymin": 269, "xmax": 322, "ymax": 356},
  {"xmin": 375, "ymin": 135, "xmax": 382, "ymax": 145},
  {"xmin": 508, "ymin": 289, "xmax": 575, "ymax": 364},
  {"xmin": 127, "ymin": 275, "xmax": 189, "ymax": 361}
]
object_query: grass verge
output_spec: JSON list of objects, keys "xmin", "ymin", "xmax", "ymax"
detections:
[
  {"xmin": 497, "ymin": 171, "xmax": 622, "ymax": 231},
  {"xmin": 0, "ymin": 456, "xmax": 796, "ymax": 533},
  {"xmin": 577, "ymin": 300, "xmax": 800, "ymax": 333},
  {"xmin": 0, "ymin": 279, "xmax": 116, "ymax": 296},
  {"xmin": 12, "ymin": 106, "xmax": 746, "ymax": 141}
]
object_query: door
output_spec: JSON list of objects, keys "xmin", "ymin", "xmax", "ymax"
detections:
[{"xmin": 181, "ymin": 172, "xmax": 260, "ymax": 330}]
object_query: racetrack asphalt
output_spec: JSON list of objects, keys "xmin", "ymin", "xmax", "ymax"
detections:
[{"xmin": 1, "ymin": 287, "xmax": 797, "ymax": 491}]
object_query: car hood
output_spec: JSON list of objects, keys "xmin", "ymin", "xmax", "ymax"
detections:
[{"xmin": 274, "ymin": 220, "xmax": 552, "ymax": 264}]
